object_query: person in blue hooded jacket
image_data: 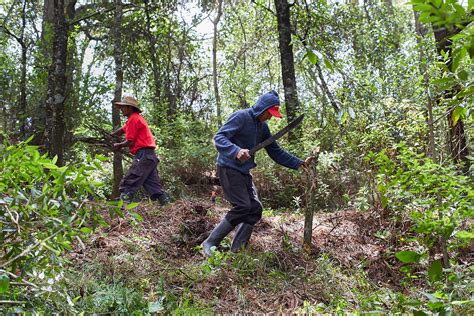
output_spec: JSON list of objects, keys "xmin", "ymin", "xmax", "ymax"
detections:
[{"xmin": 201, "ymin": 90, "xmax": 314, "ymax": 257}]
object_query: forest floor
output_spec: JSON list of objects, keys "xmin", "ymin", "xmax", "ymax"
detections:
[{"xmin": 68, "ymin": 198, "xmax": 408, "ymax": 313}]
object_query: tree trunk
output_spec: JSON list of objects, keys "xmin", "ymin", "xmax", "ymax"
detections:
[
  {"xmin": 274, "ymin": 0, "xmax": 300, "ymax": 142},
  {"xmin": 314, "ymin": 63, "xmax": 340, "ymax": 113},
  {"xmin": 31, "ymin": 0, "xmax": 55, "ymax": 146},
  {"xmin": 112, "ymin": 0, "xmax": 124, "ymax": 198},
  {"xmin": 212, "ymin": 0, "xmax": 223, "ymax": 127},
  {"xmin": 432, "ymin": 24, "xmax": 469, "ymax": 169},
  {"xmin": 414, "ymin": 10, "xmax": 436, "ymax": 159},
  {"xmin": 18, "ymin": 0, "xmax": 28, "ymax": 139},
  {"xmin": 44, "ymin": 0, "xmax": 74, "ymax": 166},
  {"xmin": 143, "ymin": 0, "xmax": 162, "ymax": 110}
]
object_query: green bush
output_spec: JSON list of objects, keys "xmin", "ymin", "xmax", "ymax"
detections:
[
  {"xmin": 0, "ymin": 138, "xmax": 111, "ymax": 313},
  {"xmin": 370, "ymin": 143, "xmax": 474, "ymax": 314}
]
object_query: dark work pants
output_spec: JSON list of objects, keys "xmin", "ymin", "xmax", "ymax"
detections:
[
  {"xmin": 120, "ymin": 148, "xmax": 165, "ymax": 199},
  {"xmin": 218, "ymin": 165, "xmax": 263, "ymax": 226}
]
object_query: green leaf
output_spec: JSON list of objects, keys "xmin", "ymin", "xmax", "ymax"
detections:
[
  {"xmin": 337, "ymin": 109, "xmax": 348, "ymax": 124},
  {"xmin": 451, "ymin": 300, "xmax": 474, "ymax": 305},
  {"xmin": 129, "ymin": 212, "xmax": 144, "ymax": 222},
  {"xmin": 431, "ymin": 0, "xmax": 442, "ymax": 8},
  {"xmin": 469, "ymin": 0, "xmax": 473, "ymax": 10},
  {"xmin": 457, "ymin": 70, "xmax": 469, "ymax": 81},
  {"xmin": 452, "ymin": 48, "xmax": 467, "ymax": 72},
  {"xmin": 80, "ymin": 227, "xmax": 92, "ymax": 234},
  {"xmin": 452, "ymin": 106, "xmax": 466, "ymax": 126},
  {"xmin": 443, "ymin": 225, "xmax": 455, "ymax": 239},
  {"xmin": 42, "ymin": 163, "xmax": 58, "ymax": 169},
  {"xmin": 126, "ymin": 202, "xmax": 139, "ymax": 210},
  {"xmin": 396, "ymin": 250, "xmax": 421, "ymax": 263},
  {"xmin": 0, "ymin": 274, "xmax": 9, "ymax": 294},
  {"xmin": 323, "ymin": 58, "xmax": 334, "ymax": 72},
  {"xmin": 431, "ymin": 77, "xmax": 452, "ymax": 85},
  {"xmin": 455, "ymin": 230, "xmax": 474, "ymax": 239},
  {"xmin": 456, "ymin": 86, "xmax": 474, "ymax": 98},
  {"xmin": 414, "ymin": 3, "xmax": 434, "ymax": 11},
  {"xmin": 428, "ymin": 259, "xmax": 443, "ymax": 282},
  {"xmin": 306, "ymin": 49, "xmax": 319, "ymax": 65},
  {"xmin": 453, "ymin": 3, "xmax": 466, "ymax": 16}
]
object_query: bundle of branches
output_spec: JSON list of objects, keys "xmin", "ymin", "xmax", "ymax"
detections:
[{"xmin": 74, "ymin": 124, "xmax": 132, "ymax": 158}]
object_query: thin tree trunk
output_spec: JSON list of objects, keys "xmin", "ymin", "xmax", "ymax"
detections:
[
  {"xmin": 18, "ymin": 0, "xmax": 28, "ymax": 138},
  {"xmin": 314, "ymin": 63, "xmax": 340, "ymax": 113},
  {"xmin": 274, "ymin": 0, "xmax": 300, "ymax": 142},
  {"xmin": 212, "ymin": 0, "xmax": 223, "ymax": 127},
  {"xmin": 414, "ymin": 10, "xmax": 436, "ymax": 159},
  {"xmin": 143, "ymin": 0, "xmax": 161, "ymax": 109},
  {"xmin": 112, "ymin": 0, "xmax": 124, "ymax": 198},
  {"xmin": 44, "ymin": 0, "xmax": 74, "ymax": 166}
]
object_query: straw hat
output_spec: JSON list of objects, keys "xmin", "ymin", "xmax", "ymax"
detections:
[{"xmin": 114, "ymin": 96, "xmax": 142, "ymax": 113}]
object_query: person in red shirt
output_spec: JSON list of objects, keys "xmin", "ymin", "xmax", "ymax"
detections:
[{"xmin": 111, "ymin": 96, "xmax": 169, "ymax": 205}]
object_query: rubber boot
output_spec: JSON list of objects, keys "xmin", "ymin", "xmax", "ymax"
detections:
[
  {"xmin": 151, "ymin": 192, "xmax": 170, "ymax": 206},
  {"xmin": 157, "ymin": 192, "xmax": 170, "ymax": 206},
  {"xmin": 201, "ymin": 218, "xmax": 234, "ymax": 257},
  {"xmin": 231, "ymin": 223, "xmax": 254, "ymax": 252}
]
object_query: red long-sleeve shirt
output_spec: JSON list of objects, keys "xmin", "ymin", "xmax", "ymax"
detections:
[{"xmin": 122, "ymin": 112, "xmax": 156, "ymax": 155}]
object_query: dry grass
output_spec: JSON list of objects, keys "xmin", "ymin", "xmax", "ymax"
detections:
[{"xmin": 68, "ymin": 199, "xmax": 403, "ymax": 312}]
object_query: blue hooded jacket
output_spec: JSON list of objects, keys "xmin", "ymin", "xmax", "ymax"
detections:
[{"xmin": 213, "ymin": 91, "xmax": 303, "ymax": 174}]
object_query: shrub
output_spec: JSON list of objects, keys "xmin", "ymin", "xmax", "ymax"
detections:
[{"xmin": 0, "ymin": 138, "xmax": 111, "ymax": 313}]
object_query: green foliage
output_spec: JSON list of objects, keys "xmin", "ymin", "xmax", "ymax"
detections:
[
  {"xmin": 412, "ymin": 0, "xmax": 474, "ymax": 120},
  {"xmin": 396, "ymin": 251, "xmax": 422, "ymax": 263},
  {"xmin": 153, "ymin": 114, "xmax": 216, "ymax": 197},
  {"xmin": 0, "ymin": 139, "xmax": 111, "ymax": 313},
  {"xmin": 75, "ymin": 280, "xmax": 148, "ymax": 314},
  {"xmin": 373, "ymin": 144, "xmax": 473, "ymax": 247},
  {"xmin": 370, "ymin": 143, "xmax": 473, "ymax": 314}
]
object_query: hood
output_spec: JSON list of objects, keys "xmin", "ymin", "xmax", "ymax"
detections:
[{"xmin": 250, "ymin": 90, "xmax": 280, "ymax": 118}]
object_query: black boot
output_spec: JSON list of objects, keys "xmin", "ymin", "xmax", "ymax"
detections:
[
  {"xmin": 231, "ymin": 223, "xmax": 254, "ymax": 252},
  {"xmin": 201, "ymin": 218, "xmax": 234, "ymax": 257},
  {"xmin": 151, "ymin": 192, "xmax": 170, "ymax": 206}
]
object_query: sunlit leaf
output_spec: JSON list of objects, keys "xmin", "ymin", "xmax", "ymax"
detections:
[
  {"xmin": 126, "ymin": 202, "xmax": 140, "ymax": 210},
  {"xmin": 455, "ymin": 231, "xmax": 474, "ymax": 239},
  {"xmin": 432, "ymin": 0, "xmax": 442, "ymax": 8},
  {"xmin": 306, "ymin": 49, "xmax": 319, "ymax": 65},
  {"xmin": 80, "ymin": 227, "xmax": 92, "ymax": 234},
  {"xmin": 452, "ymin": 106, "xmax": 466, "ymax": 126},
  {"xmin": 42, "ymin": 163, "xmax": 59, "ymax": 169},
  {"xmin": 129, "ymin": 212, "xmax": 144, "ymax": 222},
  {"xmin": 452, "ymin": 48, "xmax": 467, "ymax": 72},
  {"xmin": 395, "ymin": 250, "xmax": 421, "ymax": 263}
]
